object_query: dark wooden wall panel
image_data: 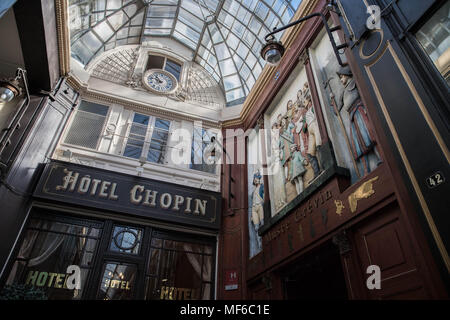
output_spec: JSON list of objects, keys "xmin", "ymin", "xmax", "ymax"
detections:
[
  {"xmin": 217, "ymin": 131, "xmax": 248, "ymax": 299},
  {"xmin": 352, "ymin": 202, "xmax": 431, "ymax": 299}
]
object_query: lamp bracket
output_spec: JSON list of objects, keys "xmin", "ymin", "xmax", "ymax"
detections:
[{"xmin": 263, "ymin": 12, "xmax": 348, "ymax": 67}]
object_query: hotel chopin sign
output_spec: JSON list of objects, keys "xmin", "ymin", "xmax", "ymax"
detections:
[{"xmin": 34, "ymin": 161, "xmax": 221, "ymax": 230}]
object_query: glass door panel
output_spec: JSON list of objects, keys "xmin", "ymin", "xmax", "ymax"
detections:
[{"xmin": 96, "ymin": 262, "xmax": 137, "ymax": 300}]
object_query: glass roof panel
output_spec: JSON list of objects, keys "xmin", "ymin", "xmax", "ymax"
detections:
[{"xmin": 69, "ymin": 0, "xmax": 303, "ymax": 105}]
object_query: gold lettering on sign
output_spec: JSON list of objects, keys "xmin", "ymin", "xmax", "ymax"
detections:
[
  {"xmin": 143, "ymin": 190, "xmax": 158, "ymax": 207},
  {"xmin": 56, "ymin": 169, "xmax": 78, "ymax": 191},
  {"xmin": 25, "ymin": 270, "xmax": 73, "ymax": 289},
  {"xmin": 193, "ymin": 199, "xmax": 207, "ymax": 216},
  {"xmin": 160, "ymin": 286, "xmax": 199, "ymax": 300},
  {"xmin": 334, "ymin": 200, "xmax": 345, "ymax": 216},
  {"xmin": 104, "ymin": 279, "xmax": 131, "ymax": 290},
  {"xmin": 52, "ymin": 168, "xmax": 212, "ymax": 219},
  {"xmin": 263, "ymin": 222, "xmax": 290, "ymax": 245},
  {"xmin": 130, "ymin": 185, "xmax": 144, "ymax": 203},
  {"xmin": 348, "ymin": 176, "xmax": 379, "ymax": 213}
]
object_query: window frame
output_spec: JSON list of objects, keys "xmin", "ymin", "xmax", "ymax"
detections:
[
  {"xmin": 120, "ymin": 110, "xmax": 173, "ymax": 165},
  {"xmin": 146, "ymin": 52, "xmax": 183, "ymax": 81},
  {"xmin": 190, "ymin": 126, "xmax": 219, "ymax": 175},
  {"xmin": 62, "ymin": 99, "xmax": 111, "ymax": 151}
]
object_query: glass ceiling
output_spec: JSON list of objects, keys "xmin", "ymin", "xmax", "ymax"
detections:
[{"xmin": 69, "ymin": 0, "xmax": 303, "ymax": 106}]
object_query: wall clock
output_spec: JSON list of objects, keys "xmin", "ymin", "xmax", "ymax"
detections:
[{"xmin": 142, "ymin": 69, "xmax": 178, "ymax": 94}]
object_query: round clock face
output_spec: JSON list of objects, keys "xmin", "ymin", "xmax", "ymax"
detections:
[{"xmin": 143, "ymin": 69, "xmax": 177, "ymax": 94}]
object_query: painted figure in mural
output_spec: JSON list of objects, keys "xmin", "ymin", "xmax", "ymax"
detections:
[
  {"xmin": 297, "ymin": 83, "xmax": 322, "ymax": 183},
  {"xmin": 280, "ymin": 115, "xmax": 295, "ymax": 181},
  {"xmin": 271, "ymin": 122, "xmax": 287, "ymax": 211},
  {"xmin": 289, "ymin": 143, "xmax": 307, "ymax": 194},
  {"xmin": 251, "ymin": 170, "xmax": 264, "ymax": 249},
  {"xmin": 335, "ymin": 65, "xmax": 380, "ymax": 175},
  {"xmin": 286, "ymin": 100, "xmax": 295, "ymax": 119},
  {"xmin": 269, "ymin": 80, "xmax": 325, "ymax": 213},
  {"xmin": 295, "ymin": 89, "xmax": 304, "ymax": 109}
]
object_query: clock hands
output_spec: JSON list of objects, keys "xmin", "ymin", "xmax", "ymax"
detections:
[{"xmin": 145, "ymin": 71, "xmax": 175, "ymax": 93}]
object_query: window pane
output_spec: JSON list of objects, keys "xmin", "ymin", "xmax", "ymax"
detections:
[
  {"xmin": 148, "ymin": 5, "xmax": 177, "ymax": 18},
  {"xmin": 109, "ymin": 226, "xmax": 143, "ymax": 254},
  {"xmin": 415, "ymin": 1, "xmax": 450, "ymax": 85},
  {"xmin": 147, "ymin": 118, "xmax": 170, "ymax": 164},
  {"xmin": 123, "ymin": 145, "xmax": 142, "ymax": 159},
  {"xmin": 123, "ymin": 113, "xmax": 149, "ymax": 160},
  {"xmin": 190, "ymin": 128, "xmax": 216, "ymax": 174},
  {"xmin": 97, "ymin": 262, "xmax": 137, "ymax": 300},
  {"xmin": 145, "ymin": 235, "xmax": 214, "ymax": 300},
  {"xmin": 147, "ymin": 55, "xmax": 165, "ymax": 70},
  {"xmin": 5, "ymin": 217, "xmax": 101, "ymax": 300},
  {"xmin": 64, "ymin": 101, "xmax": 108, "ymax": 149},
  {"xmin": 165, "ymin": 59, "xmax": 182, "ymax": 80}
]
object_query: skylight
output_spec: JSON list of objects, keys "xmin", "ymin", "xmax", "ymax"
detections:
[{"xmin": 69, "ymin": 0, "xmax": 303, "ymax": 106}]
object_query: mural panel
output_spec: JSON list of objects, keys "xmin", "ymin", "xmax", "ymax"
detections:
[
  {"xmin": 247, "ymin": 129, "xmax": 264, "ymax": 257},
  {"xmin": 263, "ymin": 28, "xmax": 382, "ymax": 219},
  {"xmin": 265, "ymin": 65, "xmax": 324, "ymax": 216},
  {"xmin": 309, "ymin": 29, "xmax": 381, "ymax": 183}
]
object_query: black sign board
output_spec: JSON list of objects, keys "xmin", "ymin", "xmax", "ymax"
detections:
[{"xmin": 34, "ymin": 161, "xmax": 222, "ymax": 230}]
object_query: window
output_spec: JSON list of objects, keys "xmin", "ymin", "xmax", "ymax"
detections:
[
  {"xmin": 123, "ymin": 113, "xmax": 150, "ymax": 159},
  {"xmin": 144, "ymin": 232, "xmax": 214, "ymax": 300},
  {"xmin": 146, "ymin": 54, "xmax": 182, "ymax": 81},
  {"xmin": 64, "ymin": 101, "xmax": 109, "ymax": 149},
  {"xmin": 416, "ymin": 1, "xmax": 450, "ymax": 85},
  {"xmin": 109, "ymin": 226, "xmax": 143, "ymax": 255},
  {"xmin": 147, "ymin": 118, "xmax": 171, "ymax": 164},
  {"xmin": 4, "ymin": 215, "xmax": 102, "ymax": 300},
  {"xmin": 190, "ymin": 127, "xmax": 217, "ymax": 174},
  {"xmin": 97, "ymin": 262, "xmax": 138, "ymax": 300},
  {"xmin": 122, "ymin": 112, "xmax": 171, "ymax": 165},
  {"xmin": 4, "ymin": 211, "xmax": 217, "ymax": 300}
]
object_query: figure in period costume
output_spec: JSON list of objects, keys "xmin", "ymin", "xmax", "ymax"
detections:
[
  {"xmin": 336, "ymin": 65, "xmax": 380, "ymax": 175},
  {"xmin": 297, "ymin": 84, "xmax": 322, "ymax": 180},
  {"xmin": 271, "ymin": 122, "xmax": 287, "ymax": 211},
  {"xmin": 295, "ymin": 104, "xmax": 308, "ymax": 157},
  {"xmin": 292, "ymin": 107, "xmax": 303, "ymax": 148},
  {"xmin": 289, "ymin": 144, "xmax": 307, "ymax": 194},
  {"xmin": 280, "ymin": 116, "xmax": 295, "ymax": 181},
  {"xmin": 251, "ymin": 171, "xmax": 264, "ymax": 249},
  {"xmin": 295, "ymin": 89, "xmax": 303, "ymax": 109},
  {"xmin": 286, "ymin": 100, "xmax": 295, "ymax": 119}
]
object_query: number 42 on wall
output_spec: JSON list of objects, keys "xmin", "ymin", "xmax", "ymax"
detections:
[{"xmin": 426, "ymin": 171, "xmax": 445, "ymax": 189}]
